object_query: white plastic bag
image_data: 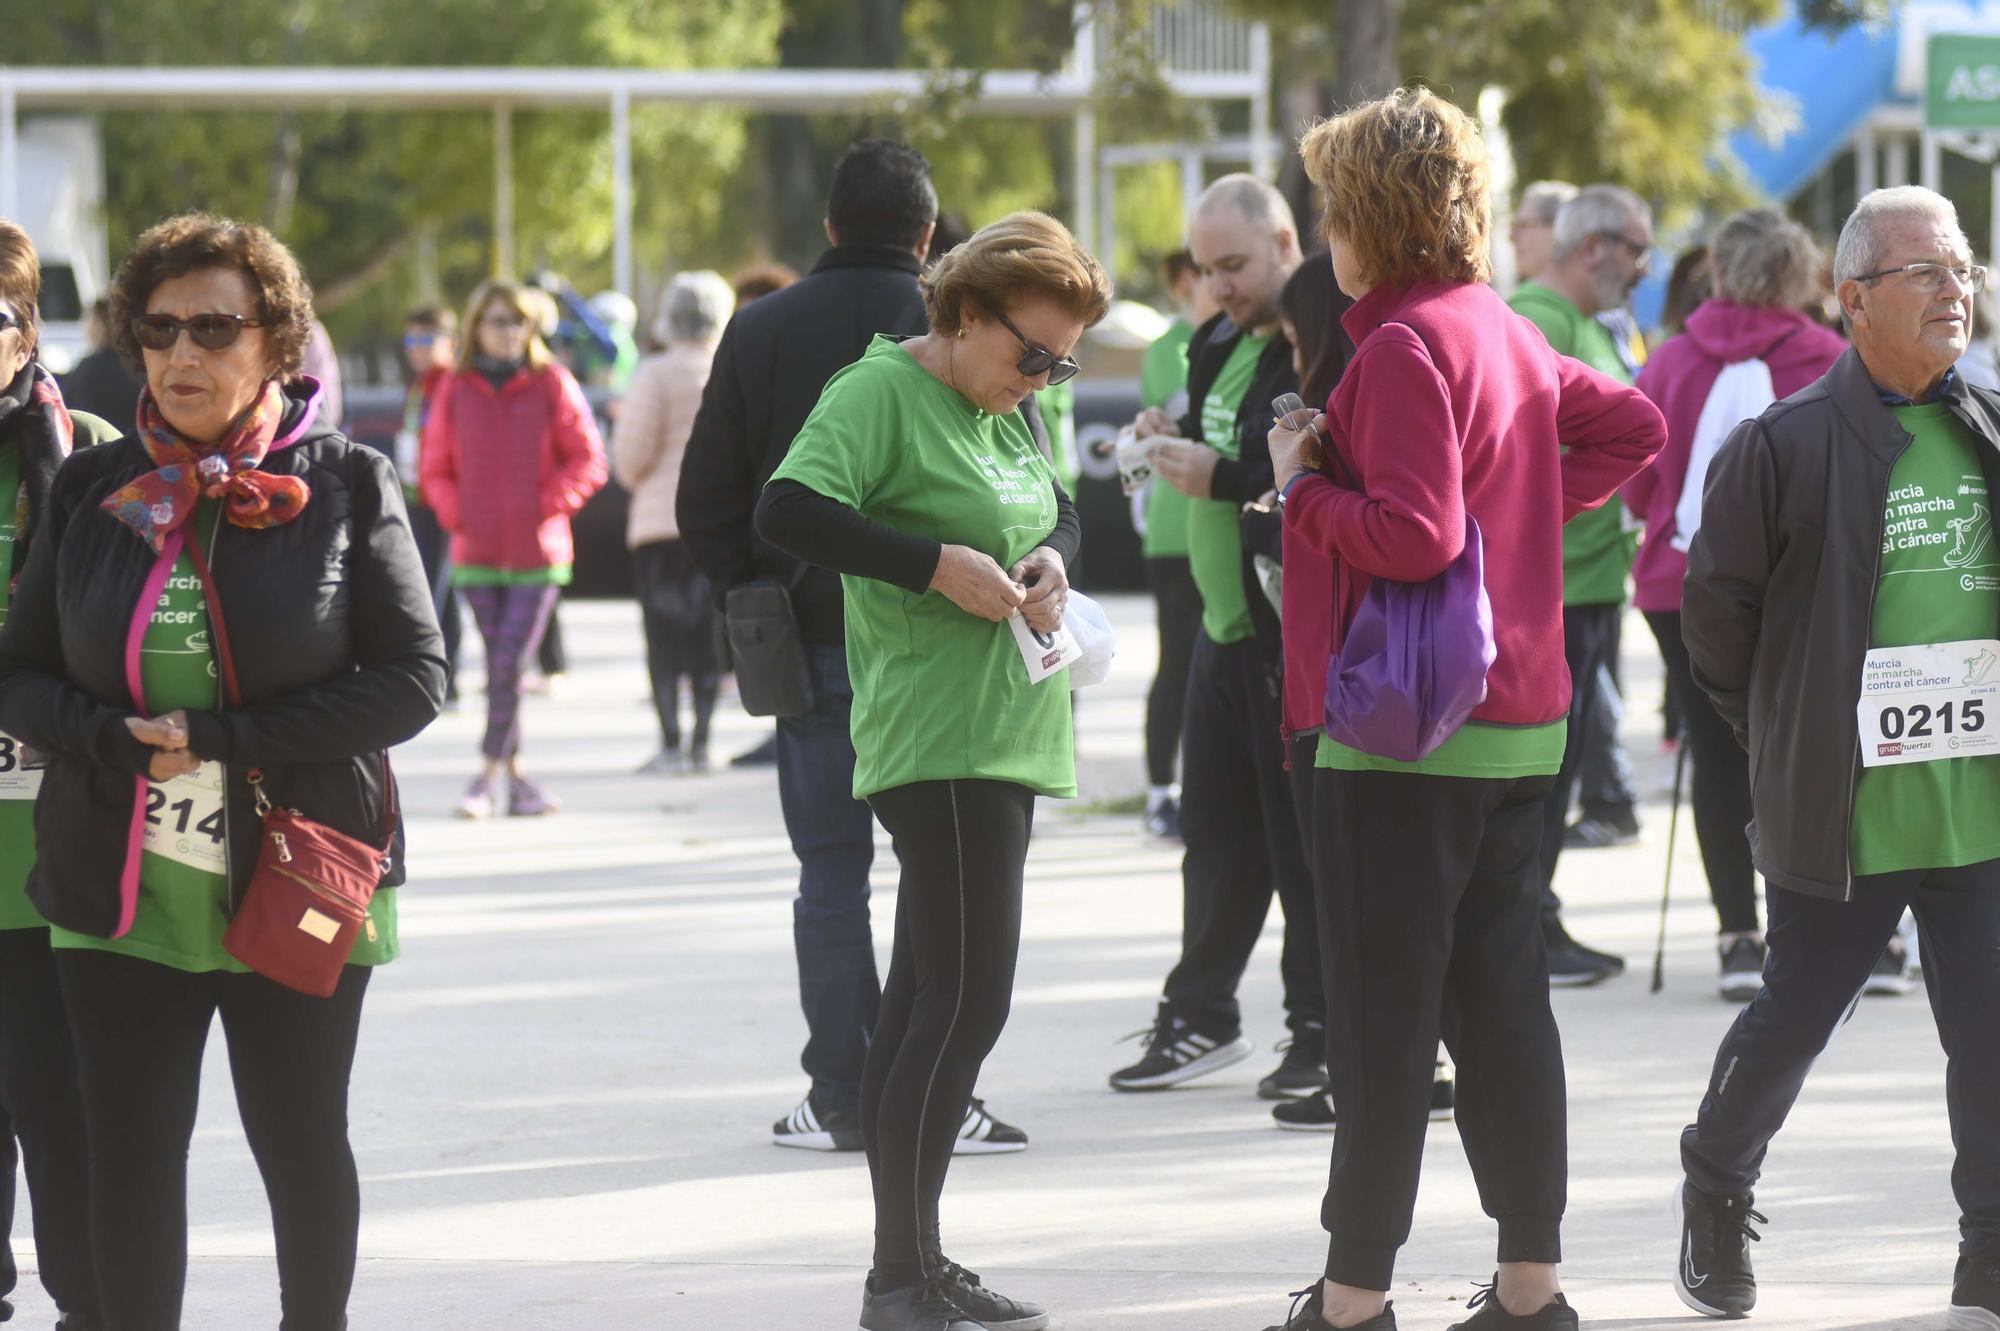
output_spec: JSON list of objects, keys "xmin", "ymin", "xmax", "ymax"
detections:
[{"xmin": 1063, "ymin": 591, "xmax": 1118, "ymax": 689}]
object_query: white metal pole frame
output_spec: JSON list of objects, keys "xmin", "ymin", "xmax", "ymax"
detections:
[
  {"xmin": 612, "ymin": 85, "xmax": 634, "ymax": 300},
  {"xmin": 493, "ymin": 104, "xmax": 514, "ymax": 278},
  {"xmin": 1072, "ymin": 1, "xmax": 1098, "ymax": 249},
  {"xmin": 1922, "ymin": 130, "xmax": 1942, "ymax": 192},
  {"xmin": 1249, "ymin": 22, "xmax": 1274, "ymax": 181},
  {"xmin": 1856, "ymin": 127, "xmax": 1879, "ymax": 200},
  {"xmin": 0, "ymin": 81, "xmax": 17, "ymax": 222}
]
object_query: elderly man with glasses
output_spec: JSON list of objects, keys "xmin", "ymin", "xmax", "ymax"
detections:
[
  {"xmin": 1509, "ymin": 183, "xmax": 1655, "ymax": 987},
  {"xmin": 1673, "ymin": 184, "xmax": 2000, "ymax": 1329}
]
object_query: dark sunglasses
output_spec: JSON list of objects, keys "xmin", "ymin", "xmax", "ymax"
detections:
[
  {"xmin": 0, "ymin": 308, "xmax": 20, "ymax": 333},
  {"xmin": 991, "ymin": 308, "xmax": 1081, "ymax": 386},
  {"xmin": 404, "ymin": 332, "xmax": 442, "ymax": 348},
  {"xmin": 132, "ymin": 313, "xmax": 265, "ymax": 352}
]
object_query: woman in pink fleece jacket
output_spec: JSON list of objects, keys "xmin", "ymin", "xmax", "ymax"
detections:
[
  {"xmin": 421, "ymin": 278, "xmax": 607, "ymax": 819},
  {"xmin": 1628, "ymin": 211, "xmax": 1847, "ymax": 995},
  {"xmin": 1259, "ymin": 91, "xmax": 1664, "ymax": 1331}
]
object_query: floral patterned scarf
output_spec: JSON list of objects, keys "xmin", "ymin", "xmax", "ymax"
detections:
[
  {"xmin": 3, "ymin": 363, "xmax": 74, "ymax": 598},
  {"xmin": 101, "ymin": 379, "xmax": 310, "ymax": 554}
]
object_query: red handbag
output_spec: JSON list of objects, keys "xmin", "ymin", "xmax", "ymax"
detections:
[{"xmin": 185, "ymin": 540, "xmax": 396, "ymax": 997}]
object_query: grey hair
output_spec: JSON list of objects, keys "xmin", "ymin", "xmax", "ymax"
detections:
[
  {"xmin": 1552, "ymin": 184, "xmax": 1652, "ymax": 261},
  {"xmin": 1712, "ymin": 208, "xmax": 1824, "ymax": 309},
  {"xmin": 654, "ymin": 269, "xmax": 735, "ymax": 346},
  {"xmin": 1193, "ymin": 172, "xmax": 1300, "ymax": 242},
  {"xmin": 1833, "ymin": 186, "xmax": 1967, "ymax": 286},
  {"xmin": 1516, "ymin": 180, "xmax": 1577, "ymax": 225}
]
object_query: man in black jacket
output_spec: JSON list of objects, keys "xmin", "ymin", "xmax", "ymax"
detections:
[
  {"xmin": 1109, "ymin": 176, "xmax": 1325, "ymax": 1101},
  {"xmin": 1675, "ymin": 185, "xmax": 2000, "ymax": 1328},
  {"xmin": 677, "ymin": 138, "xmax": 1028, "ymax": 1156}
]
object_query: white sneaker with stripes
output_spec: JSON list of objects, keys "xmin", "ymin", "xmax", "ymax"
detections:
[
  {"xmin": 952, "ymin": 1097, "xmax": 1029, "ymax": 1155},
  {"xmin": 1109, "ymin": 1003, "xmax": 1255, "ymax": 1091}
]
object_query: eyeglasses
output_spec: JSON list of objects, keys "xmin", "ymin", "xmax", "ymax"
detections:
[
  {"xmin": 991, "ymin": 308, "xmax": 1081, "ymax": 386},
  {"xmin": 1597, "ymin": 232, "xmax": 1653, "ymax": 273},
  {"xmin": 132, "ymin": 313, "xmax": 265, "ymax": 352},
  {"xmin": 480, "ymin": 313, "xmax": 528, "ymax": 330},
  {"xmin": 1855, "ymin": 261, "xmax": 1990, "ymax": 295},
  {"xmin": 404, "ymin": 332, "xmax": 441, "ymax": 348},
  {"xmin": 0, "ymin": 308, "xmax": 20, "ymax": 334}
]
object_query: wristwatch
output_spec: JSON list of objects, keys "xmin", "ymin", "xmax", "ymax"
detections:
[{"xmin": 1275, "ymin": 468, "xmax": 1316, "ymax": 509}]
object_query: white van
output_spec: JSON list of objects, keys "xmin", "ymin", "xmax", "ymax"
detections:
[{"xmin": 13, "ymin": 117, "xmax": 108, "ymax": 375}]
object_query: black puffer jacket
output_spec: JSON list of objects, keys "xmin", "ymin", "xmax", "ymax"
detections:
[{"xmin": 0, "ymin": 382, "xmax": 446, "ymax": 936}]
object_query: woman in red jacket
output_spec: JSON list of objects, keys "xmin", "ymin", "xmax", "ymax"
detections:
[
  {"xmin": 421, "ymin": 279, "xmax": 607, "ymax": 818},
  {"xmin": 1627, "ymin": 211, "xmax": 1847, "ymax": 1000},
  {"xmin": 1260, "ymin": 90, "xmax": 1665, "ymax": 1331}
]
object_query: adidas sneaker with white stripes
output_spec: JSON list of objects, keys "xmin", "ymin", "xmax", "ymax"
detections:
[{"xmin": 1109, "ymin": 1002, "xmax": 1255, "ymax": 1091}]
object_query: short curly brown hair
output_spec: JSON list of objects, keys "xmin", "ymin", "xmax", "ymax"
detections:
[
  {"xmin": 108, "ymin": 213, "xmax": 314, "ymax": 378},
  {"xmin": 0, "ymin": 220, "xmax": 42, "ymax": 360},
  {"xmin": 921, "ymin": 211, "xmax": 1112, "ymax": 336},
  {"xmin": 1299, "ymin": 88, "xmax": 1493, "ymax": 289}
]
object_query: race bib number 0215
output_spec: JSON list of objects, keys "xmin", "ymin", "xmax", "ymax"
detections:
[
  {"xmin": 1857, "ymin": 638, "xmax": 2000, "ymax": 768},
  {"xmin": 142, "ymin": 762, "xmax": 227, "ymax": 873}
]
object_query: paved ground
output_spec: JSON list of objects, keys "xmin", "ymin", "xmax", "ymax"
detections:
[{"xmin": 4, "ymin": 597, "xmax": 1973, "ymax": 1329}]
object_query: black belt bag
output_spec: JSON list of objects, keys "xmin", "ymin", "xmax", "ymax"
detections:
[{"xmin": 724, "ymin": 567, "xmax": 816, "ymax": 718}]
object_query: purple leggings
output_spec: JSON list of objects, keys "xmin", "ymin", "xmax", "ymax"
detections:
[{"xmin": 462, "ymin": 583, "xmax": 560, "ymax": 761}]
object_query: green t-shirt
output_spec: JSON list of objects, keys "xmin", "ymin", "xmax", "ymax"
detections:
[
  {"xmin": 1850, "ymin": 403, "xmax": 2000, "ymax": 876},
  {"xmin": 454, "ymin": 563, "xmax": 572, "ymax": 587},
  {"xmin": 53, "ymin": 501, "xmax": 399, "ymax": 971},
  {"xmin": 1187, "ymin": 332, "xmax": 1270, "ymax": 644},
  {"xmin": 769, "ymin": 336, "xmax": 1077, "ymax": 801},
  {"xmin": 1317, "ymin": 718, "xmax": 1568, "ymax": 778},
  {"xmin": 0, "ymin": 440, "xmax": 38, "ymax": 928},
  {"xmin": 1139, "ymin": 321, "xmax": 1195, "ymax": 559},
  {"xmin": 1509, "ymin": 283, "xmax": 1636, "ymax": 607}
]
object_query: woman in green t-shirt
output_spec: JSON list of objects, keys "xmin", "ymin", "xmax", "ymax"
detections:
[{"xmin": 758, "ymin": 212, "xmax": 1109, "ymax": 1331}]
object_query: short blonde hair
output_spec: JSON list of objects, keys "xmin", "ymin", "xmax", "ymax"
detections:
[
  {"xmin": 1299, "ymin": 88, "xmax": 1493, "ymax": 288},
  {"xmin": 920, "ymin": 211, "xmax": 1112, "ymax": 336},
  {"xmin": 456, "ymin": 278, "xmax": 554, "ymax": 373}
]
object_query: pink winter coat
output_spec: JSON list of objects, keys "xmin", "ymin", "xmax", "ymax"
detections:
[
  {"xmin": 1626, "ymin": 301, "xmax": 1847, "ymax": 613},
  {"xmin": 420, "ymin": 361, "xmax": 608, "ymax": 571}
]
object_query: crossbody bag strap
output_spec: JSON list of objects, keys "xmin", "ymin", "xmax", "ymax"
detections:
[{"xmin": 181, "ymin": 536, "xmax": 398, "ymax": 850}]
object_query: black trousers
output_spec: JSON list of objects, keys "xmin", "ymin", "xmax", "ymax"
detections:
[
  {"xmin": 1538, "ymin": 602, "xmax": 1622, "ymax": 926},
  {"xmin": 406, "ymin": 499, "xmax": 462, "ymax": 699},
  {"xmin": 56, "ymin": 950, "xmax": 371, "ymax": 1331},
  {"xmin": 0, "ymin": 928, "xmax": 96, "ymax": 1316},
  {"xmin": 633, "ymin": 539, "xmax": 720, "ymax": 752},
  {"xmin": 1164, "ymin": 631, "xmax": 1323, "ymax": 1036},
  {"xmin": 536, "ymin": 595, "xmax": 568, "ymax": 676},
  {"xmin": 1145, "ymin": 556, "xmax": 1201, "ymax": 789},
  {"xmin": 1314, "ymin": 767, "xmax": 1568, "ymax": 1289},
  {"xmin": 861, "ymin": 779, "xmax": 1035, "ymax": 1289},
  {"xmin": 1683, "ymin": 862, "xmax": 2000, "ymax": 1255},
  {"xmin": 1643, "ymin": 610, "xmax": 1759, "ymax": 934}
]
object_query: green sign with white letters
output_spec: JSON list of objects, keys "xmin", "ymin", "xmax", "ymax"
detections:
[{"xmin": 1929, "ymin": 33, "xmax": 2000, "ymax": 129}]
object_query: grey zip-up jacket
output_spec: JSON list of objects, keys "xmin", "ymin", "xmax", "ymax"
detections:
[{"xmin": 1684, "ymin": 346, "xmax": 2000, "ymax": 901}]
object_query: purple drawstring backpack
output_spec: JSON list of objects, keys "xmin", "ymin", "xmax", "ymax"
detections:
[{"xmin": 1322, "ymin": 512, "xmax": 1497, "ymax": 763}]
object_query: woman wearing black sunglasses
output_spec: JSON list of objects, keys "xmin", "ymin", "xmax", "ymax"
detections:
[
  {"xmin": 0, "ymin": 212, "xmax": 445, "ymax": 1331},
  {"xmin": 756, "ymin": 211, "xmax": 1109, "ymax": 1331}
]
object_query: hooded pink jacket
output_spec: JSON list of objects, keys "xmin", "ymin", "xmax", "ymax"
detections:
[
  {"xmin": 420, "ymin": 361, "xmax": 608, "ymax": 571},
  {"xmin": 1627, "ymin": 301, "xmax": 1847, "ymax": 613}
]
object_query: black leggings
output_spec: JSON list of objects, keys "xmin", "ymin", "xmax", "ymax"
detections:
[
  {"xmin": 1145, "ymin": 556, "xmax": 1201, "ymax": 788},
  {"xmin": 0, "ymin": 928, "xmax": 96, "ymax": 1317},
  {"xmin": 55, "ymin": 950, "xmax": 371, "ymax": 1331},
  {"xmin": 1644, "ymin": 610, "xmax": 1760, "ymax": 935},
  {"xmin": 861, "ymin": 779, "xmax": 1035, "ymax": 1290},
  {"xmin": 1314, "ymin": 767, "xmax": 1568, "ymax": 1290},
  {"xmin": 634, "ymin": 539, "xmax": 720, "ymax": 752}
]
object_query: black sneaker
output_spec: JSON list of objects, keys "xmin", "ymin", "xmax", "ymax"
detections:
[
  {"xmin": 730, "ymin": 734, "xmax": 780, "ymax": 768},
  {"xmin": 1431, "ymin": 1061, "xmax": 1456, "ymax": 1122},
  {"xmin": 1262, "ymin": 1283, "xmax": 1397, "ymax": 1330},
  {"xmin": 1563, "ymin": 815, "xmax": 1640, "ymax": 849},
  {"xmin": 1144, "ymin": 797, "xmax": 1181, "ymax": 840},
  {"xmin": 1673, "ymin": 1179, "xmax": 1763, "ymax": 1318},
  {"xmin": 1109, "ymin": 1002, "xmax": 1254, "ymax": 1091},
  {"xmin": 1864, "ymin": 938, "xmax": 1915, "ymax": 997},
  {"xmin": 1448, "ymin": 1279, "xmax": 1577, "ymax": 1329},
  {"xmin": 1273, "ymin": 1090, "xmax": 1336, "ymax": 1132},
  {"xmin": 952, "ymin": 1098, "xmax": 1028, "ymax": 1155},
  {"xmin": 932, "ymin": 1261, "xmax": 1049, "ymax": 1330},
  {"xmin": 1258, "ymin": 1028, "xmax": 1328, "ymax": 1100},
  {"xmin": 772, "ymin": 1092, "xmax": 863, "ymax": 1152},
  {"xmin": 1950, "ymin": 1253, "xmax": 2000, "ymax": 1330},
  {"xmin": 1717, "ymin": 937, "xmax": 1766, "ymax": 1003},
  {"xmin": 1545, "ymin": 923, "xmax": 1625, "ymax": 988},
  {"xmin": 859, "ymin": 1276, "xmax": 982, "ymax": 1331}
]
